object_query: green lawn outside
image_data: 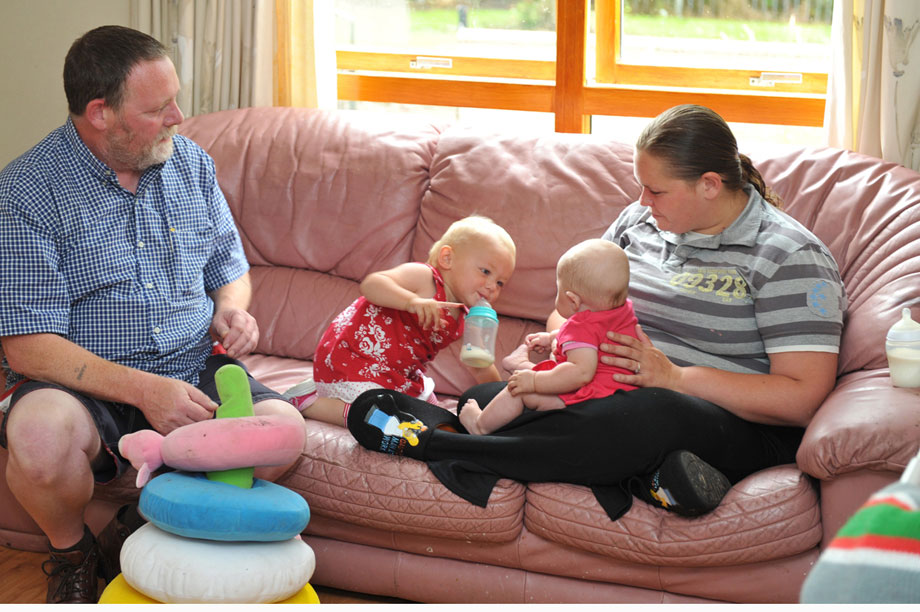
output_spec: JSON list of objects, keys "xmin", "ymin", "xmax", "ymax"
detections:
[{"xmin": 410, "ymin": 8, "xmax": 831, "ymax": 44}]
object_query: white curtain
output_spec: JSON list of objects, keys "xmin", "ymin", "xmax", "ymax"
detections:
[
  {"xmin": 131, "ymin": 0, "xmax": 274, "ymax": 118},
  {"xmin": 285, "ymin": 0, "xmax": 337, "ymax": 109},
  {"xmin": 825, "ymin": 0, "xmax": 920, "ymax": 170}
]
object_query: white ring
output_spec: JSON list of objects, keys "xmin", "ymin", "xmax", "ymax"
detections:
[
  {"xmin": 121, "ymin": 523, "xmax": 315, "ymax": 603},
  {"xmin": 635, "ymin": 362, "xmax": 641, "ymax": 375}
]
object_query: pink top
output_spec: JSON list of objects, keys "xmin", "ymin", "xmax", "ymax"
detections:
[{"xmin": 532, "ymin": 299, "xmax": 639, "ymax": 405}]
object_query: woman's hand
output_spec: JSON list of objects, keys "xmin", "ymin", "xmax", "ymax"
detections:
[
  {"xmin": 599, "ymin": 324, "xmax": 680, "ymax": 388},
  {"xmin": 601, "ymin": 324, "xmax": 837, "ymax": 427}
]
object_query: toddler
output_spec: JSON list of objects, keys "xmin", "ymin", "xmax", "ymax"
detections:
[
  {"xmin": 286, "ymin": 215, "xmax": 516, "ymax": 426},
  {"xmin": 460, "ymin": 239, "xmax": 637, "ymax": 435}
]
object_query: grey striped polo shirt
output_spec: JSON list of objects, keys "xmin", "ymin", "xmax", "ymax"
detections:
[{"xmin": 602, "ymin": 186, "xmax": 846, "ymax": 375}]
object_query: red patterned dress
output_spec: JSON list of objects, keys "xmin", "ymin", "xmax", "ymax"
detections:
[{"xmin": 313, "ymin": 265, "xmax": 465, "ymax": 403}]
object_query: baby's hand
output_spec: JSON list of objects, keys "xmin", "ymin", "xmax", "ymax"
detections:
[
  {"xmin": 406, "ymin": 297, "xmax": 462, "ymax": 330},
  {"xmin": 507, "ymin": 369, "xmax": 537, "ymax": 396},
  {"xmin": 525, "ymin": 332, "xmax": 553, "ymax": 355}
]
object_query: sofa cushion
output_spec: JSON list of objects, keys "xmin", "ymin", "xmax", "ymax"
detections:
[
  {"xmin": 180, "ymin": 108, "xmax": 444, "ymax": 361},
  {"xmin": 524, "ymin": 465, "xmax": 820, "ymax": 566},
  {"xmin": 414, "ymin": 124, "xmax": 641, "ymax": 324},
  {"xmin": 279, "ymin": 419, "xmax": 526, "ymax": 543}
]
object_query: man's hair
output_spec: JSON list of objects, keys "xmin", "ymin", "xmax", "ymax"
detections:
[
  {"xmin": 64, "ymin": 25, "xmax": 167, "ymax": 115},
  {"xmin": 427, "ymin": 215, "xmax": 516, "ymax": 266}
]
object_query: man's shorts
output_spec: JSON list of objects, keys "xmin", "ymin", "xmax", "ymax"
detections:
[{"xmin": 0, "ymin": 354, "xmax": 283, "ymax": 483}]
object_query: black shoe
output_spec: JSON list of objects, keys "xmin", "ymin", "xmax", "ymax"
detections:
[
  {"xmin": 636, "ymin": 450, "xmax": 731, "ymax": 517},
  {"xmin": 96, "ymin": 503, "xmax": 146, "ymax": 583},
  {"xmin": 42, "ymin": 526, "xmax": 101, "ymax": 603},
  {"xmin": 347, "ymin": 389, "xmax": 460, "ymax": 459}
]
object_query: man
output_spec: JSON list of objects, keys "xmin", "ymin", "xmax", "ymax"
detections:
[{"xmin": 0, "ymin": 25, "xmax": 303, "ymax": 603}]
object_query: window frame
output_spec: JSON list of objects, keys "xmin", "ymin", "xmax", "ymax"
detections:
[{"xmin": 277, "ymin": 0, "xmax": 828, "ymax": 134}]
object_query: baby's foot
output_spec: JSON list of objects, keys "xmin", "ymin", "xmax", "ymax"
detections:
[
  {"xmin": 459, "ymin": 399, "xmax": 484, "ymax": 435},
  {"xmin": 502, "ymin": 343, "xmax": 533, "ymax": 373}
]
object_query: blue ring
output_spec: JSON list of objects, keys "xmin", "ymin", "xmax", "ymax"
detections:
[{"xmin": 139, "ymin": 472, "xmax": 310, "ymax": 541}]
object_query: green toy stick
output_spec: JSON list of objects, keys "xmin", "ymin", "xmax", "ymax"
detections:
[{"xmin": 206, "ymin": 364, "xmax": 255, "ymax": 489}]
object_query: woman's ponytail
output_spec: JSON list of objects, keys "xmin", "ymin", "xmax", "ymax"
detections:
[
  {"xmin": 638, "ymin": 105, "xmax": 783, "ymax": 209},
  {"xmin": 739, "ymin": 154, "xmax": 783, "ymax": 209}
]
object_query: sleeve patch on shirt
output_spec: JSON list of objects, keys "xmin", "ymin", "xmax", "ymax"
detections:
[{"xmin": 807, "ymin": 280, "xmax": 837, "ymax": 318}]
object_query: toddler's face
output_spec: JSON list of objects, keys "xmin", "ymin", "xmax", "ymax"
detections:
[{"xmin": 443, "ymin": 237, "xmax": 515, "ymax": 308}]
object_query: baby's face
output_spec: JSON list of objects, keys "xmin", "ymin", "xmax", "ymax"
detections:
[{"xmin": 444, "ymin": 237, "xmax": 515, "ymax": 308}]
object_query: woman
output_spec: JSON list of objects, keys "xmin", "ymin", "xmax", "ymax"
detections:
[{"xmin": 347, "ymin": 104, "xmax": 846, "ymax": 520}]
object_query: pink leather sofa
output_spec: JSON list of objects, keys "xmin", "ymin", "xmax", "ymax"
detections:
[{"xmin": 2, "ymin": 106, "xmax": 919, "ymax": 604}]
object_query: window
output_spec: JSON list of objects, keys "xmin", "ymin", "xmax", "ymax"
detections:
[
  {"xmin": 283, "ymin": 1, "xmax": 834, "ymax": 135},
  {"xmin": 592, "ymin": 0, "xmax": 831, "ymax": 127}
]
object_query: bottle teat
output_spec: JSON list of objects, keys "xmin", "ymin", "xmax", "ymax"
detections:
[
  {"xmin": 467, "ymin": 298, "xmax": 496, "ymax": 319},
  {"xmin": 887, "ymin": 308, "xmax": 920, "ymax": 341}
]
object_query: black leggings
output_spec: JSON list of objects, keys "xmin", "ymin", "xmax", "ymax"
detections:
[{"xmin": 437, "ymin": 383, "xmax": 804, "ymax": 486}]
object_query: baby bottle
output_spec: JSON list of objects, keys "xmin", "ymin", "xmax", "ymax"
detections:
[
  {"xmin": 885, "ymin": 308, "xmax": 920, "ymax": 388},
  {"xmin": 460, "ymin": 298, "xmax": 499, "ymax": 368}
]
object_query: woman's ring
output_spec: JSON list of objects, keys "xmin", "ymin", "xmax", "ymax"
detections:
[{"xmin": 634, "ymin": 362, "xmax": 641, "ymax": 375}]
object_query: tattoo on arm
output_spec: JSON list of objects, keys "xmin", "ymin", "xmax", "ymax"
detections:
[{"xmin": 76, "ymin": 364, "xmax": 86, "ymax": 380}]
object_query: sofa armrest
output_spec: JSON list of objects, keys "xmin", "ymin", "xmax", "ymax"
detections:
[{"xmin": 797, "ymin": 369, "xmax": 920, "ymax": 480}]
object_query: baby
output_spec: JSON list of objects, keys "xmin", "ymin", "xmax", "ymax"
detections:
[
  {"xmin": 286, "ymin": 215, "xmax": 516, "ymax": 427},
  {"xmin": 459, "ymin": 239, "xmax": 638, "ymax": 435}
]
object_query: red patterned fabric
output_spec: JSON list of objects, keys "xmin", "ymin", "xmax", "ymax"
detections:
[{"xmin": 313, "ymin": 265, "xmax": 464, "ymax": 399}]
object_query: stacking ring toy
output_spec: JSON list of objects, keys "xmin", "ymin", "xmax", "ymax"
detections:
[
  {"xmin": 139, "ymin": 471, "xmax": 310, "ymax": 541},
  {"xmin": 118, "ymin": 414, "xmax": 305, "ymax": 488},
  {"xmin": 120, "ymin": 523, "xmax": 316, "ymax": 603},
  {"xmin": 99, "ymin": 574, "xmax": 321, "ymax": 604}
]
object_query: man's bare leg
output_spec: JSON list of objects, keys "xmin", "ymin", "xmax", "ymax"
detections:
[
  {"xmin": 5, "ymin": 389, "xmax": 101, "ymax": 549},
  {"xmin": 252, "ymin": 397, "xmax": 307, "ymax": 482}
]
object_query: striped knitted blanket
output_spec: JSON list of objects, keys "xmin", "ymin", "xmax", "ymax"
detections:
[{"xmin": 800, "ymin": 480, "xmax": 920, "ymax": 603}]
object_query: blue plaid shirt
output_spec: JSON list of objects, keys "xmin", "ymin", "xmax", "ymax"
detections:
[{"xmin": 0, "ymin": 118, "xmax": 249, "ymax": 387}]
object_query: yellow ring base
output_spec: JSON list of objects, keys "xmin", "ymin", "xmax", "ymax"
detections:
[{"xmin": 98, "ymin": 573, "xmax": 320, "ymax": 604}]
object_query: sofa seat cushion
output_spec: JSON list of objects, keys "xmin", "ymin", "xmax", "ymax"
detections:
[
  {"xmin": 242, "ymin": 354, "xmax": 527, "ymax": 543},
  {"xmin": 524, "ymin": 465, "xmax": 820, "ymax": 567},
  {"xmin": 279, "ymin": 419, "xmax": 525, "ymax": 543}
]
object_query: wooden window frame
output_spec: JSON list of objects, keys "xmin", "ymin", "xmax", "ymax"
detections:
[{"xmin": 278, "ymin": 0, "xmax": 827, "ymax": 134}]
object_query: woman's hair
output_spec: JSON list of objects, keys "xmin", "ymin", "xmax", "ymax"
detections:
[
  {"xmin": 427, "ymin": 215, "xmax": 516, "ymax": 266},
  {"xmin": 557, "ymin": 239, "xmax": 629, "ymax": 310},
  {"xmin": 635, "ymin": 104, "xmax": 783, "ymax": 209},
  {"xmin": 64, "ymin": 25, "xmax": 168, "ymax": 115}
]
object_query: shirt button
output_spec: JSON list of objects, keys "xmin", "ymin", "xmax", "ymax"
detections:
[
  {"xmin": 153, "ymin": 327, "xmax": 161, "ymax": 334},
  {"xmin": 137, "ymin": 240, "xmax": 145, "ymax": 248},
  {"xmin": 145, "ymin": 282, "xmax": 153, "ymax": 289}
]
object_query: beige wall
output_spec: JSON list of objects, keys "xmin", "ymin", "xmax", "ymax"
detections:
[{"xmin": 0, "ymin": 1, "xmax": 130, "ymax": 167}]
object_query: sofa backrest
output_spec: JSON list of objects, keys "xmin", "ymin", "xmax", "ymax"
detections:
[
  {"xmin": 180, "ymin": 107, "xmax": 443, "ymax": 361},
  {"xmin": 181, "ymin": 107, "xmax": 920, "ymax": 392}
]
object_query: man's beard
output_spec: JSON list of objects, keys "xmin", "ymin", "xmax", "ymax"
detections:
[{"xmin": 106, "ymin": 120, "xmax": 178, "ymax": 172}]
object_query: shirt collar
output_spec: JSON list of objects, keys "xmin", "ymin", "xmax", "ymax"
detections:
[
  {"xmin": 650, "ymin": 184, "xmax": 763, "ymax": 250},
  {"xmin": 64, "ymin": 117, "xmax": 119, "ymax": 186}
]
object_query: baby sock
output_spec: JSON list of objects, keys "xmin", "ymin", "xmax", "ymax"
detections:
[{"xmin": 292, "ymin": 391, "xmax": 318, "ymax": 412}]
